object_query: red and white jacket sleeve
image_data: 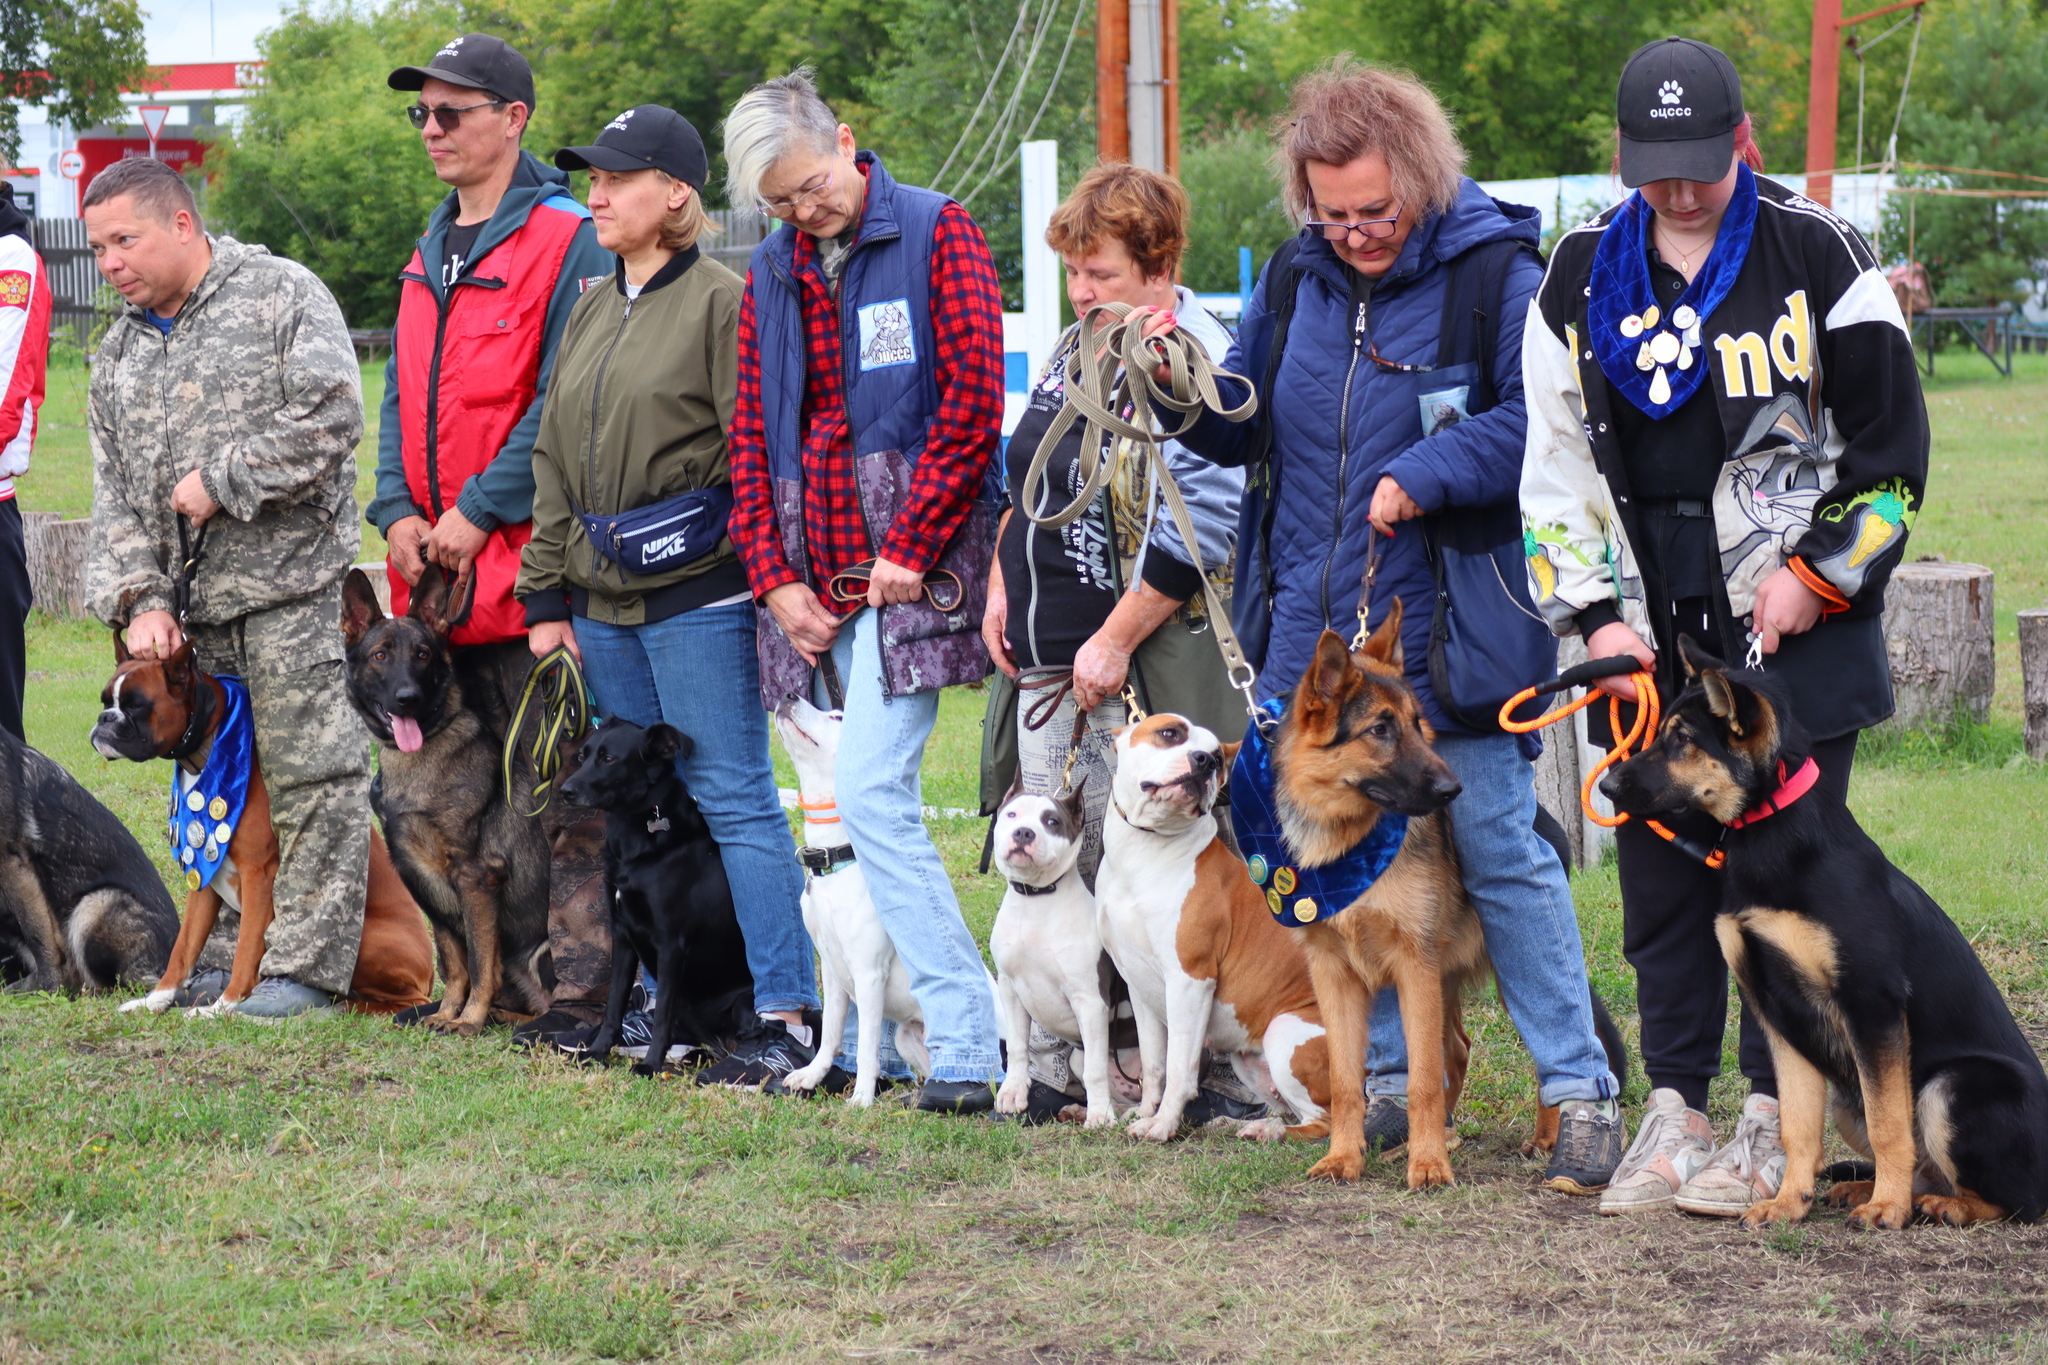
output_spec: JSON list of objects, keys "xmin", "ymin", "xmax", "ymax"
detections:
[{"xmin": 0, "ymin": 235, "xmax": 50, "ymax": 501}]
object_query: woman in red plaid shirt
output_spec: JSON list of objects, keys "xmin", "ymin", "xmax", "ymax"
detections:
[{"xmin": 718, "ymin": 69, "xmax": 1008, "ymax": 1114}]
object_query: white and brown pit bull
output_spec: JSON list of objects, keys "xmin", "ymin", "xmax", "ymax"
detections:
[{"xmin": 1095, "ymin": 713, "xmax": 1332, "ymax": 1142}]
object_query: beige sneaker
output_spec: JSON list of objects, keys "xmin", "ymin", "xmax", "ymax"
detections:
[
  {"xmin": 1598, "ymin": 1088, "xmax": 1715, "ymax": 1215},
  {"xmin": 1674, "ymin": 1093, "xmax": 1784, "ymax": 1217}
]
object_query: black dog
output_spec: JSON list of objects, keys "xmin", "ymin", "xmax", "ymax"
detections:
[
  {"xmin": 558, "ymin": 720, "xmax": 753, "ymax": 1074},
  {"xmin": 341, "ymin": 566, "xmax": 551, "ymax": 1034},
  {"xmin": 1603, "ymin": 637, "xmax": 2048, "ymax": 1229},
  {"xmin": 3, "ymin": 723, "xmax": 176, "ymax": 991}
]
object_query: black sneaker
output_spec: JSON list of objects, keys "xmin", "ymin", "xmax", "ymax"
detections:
[
  {"xmin": 1546, "ymin": 1098, "xmax": 1627, "ymax": 1195},
  {"xmin": 1363, "ymin": 1094, "xmax": 1410, "ymax": 1152},
  {"xmin": 694, "ymin": 1017, "xmax": 816, "ymax": 1089},
  {"xmin": 1183, "ymin": 1087, "xmax": 1270, "ymax": 1127},
  {"xmin": 172, "ymin": 968, "xmax": 230, "ymax": 1009},
  {"xmin": 511, "ymin": 1008, "xmax": 598, "ymax": 1049},
  {"xmin": 913, "ymin": 1079, "xmax": 995, "ymax": 1115}
]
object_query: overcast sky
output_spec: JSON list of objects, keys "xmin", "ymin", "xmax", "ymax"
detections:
[{"xmin": 145, "ymin": 0, "xmax": 289, "ymax": 66}]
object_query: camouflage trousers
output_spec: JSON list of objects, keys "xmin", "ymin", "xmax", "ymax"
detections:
[{"xmin": 189, "ymin": 580, "xmax": 371, "ymax": 995}]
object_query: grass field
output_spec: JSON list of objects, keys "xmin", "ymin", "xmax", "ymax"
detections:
[{"xmin": 3, "ymin": 349, "xmax": 2046, "ymax": 1362}]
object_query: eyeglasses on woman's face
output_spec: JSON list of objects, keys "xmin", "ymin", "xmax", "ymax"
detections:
[
  {"xmin": 406, "ymin": 99, "xmax": 506, "ymax": 131},
  {"xmin": 760, "ymin": 164, "xmax": 838, "ymax": 217},
  {"xmin": 1303, "ymin": 201, "xmax": 1407, "ymax": 243}
]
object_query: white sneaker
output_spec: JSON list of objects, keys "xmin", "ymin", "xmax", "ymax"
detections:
[
  {"xmin": 1674, "ymin": 1093, "xmax": 1785, "ymax": 1217},
  {"xmin": 1598, "ymin": 1088, "xmax": 1715, "ymax": 1215}
]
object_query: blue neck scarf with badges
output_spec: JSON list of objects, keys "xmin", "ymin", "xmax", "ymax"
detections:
[
  {"xmin": 1589, "ymin": 163, "xmax": 1757, "ymax": 420},
  {"xmin": 167, "ymin": 675, "xmax": 252, "ymax": 895},
  {"xmin": 1229, "ymin": 700, "xmax": 1408, "ymax": 928}
]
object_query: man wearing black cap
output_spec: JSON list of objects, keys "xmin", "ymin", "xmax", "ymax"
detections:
[
  {"xmin": 370, "ymin": 32, "xmax": 609, "ymax": 651},
  {"xmin": 1521, "ymin": 35, "xmax": 1926, "ymax": 1219}
]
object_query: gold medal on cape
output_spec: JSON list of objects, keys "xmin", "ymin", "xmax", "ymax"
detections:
[
  {"xmin": 1267, "ymin": 887, "xmax": 1284, "ymax": 917},
  {"xmin": 187, "ymin": 869, "xmax": 202, "ymax": 890},
  {"xmin": 1273, "ymin": 866, "xmax": 1298, "ymax": 896},
  {"xmin": 1293, "ymin": 898, "xmax": 1319, "ymax": 924},
  {"xmin": 209, "ymin": 796, "xmax": 228, "ymax": 821},
  {"xmin": 1641, "ymin": 304, "xmax": 1660, "ymax": 330},
  {"xmin": 1619, "ymin": 314, "xmax": 1644, "ymax": 339}
]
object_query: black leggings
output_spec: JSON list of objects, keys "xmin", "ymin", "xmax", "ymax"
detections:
[{"xmin": 1617, "ymin": 730, "xmax": 1858, "ymax": 1112}]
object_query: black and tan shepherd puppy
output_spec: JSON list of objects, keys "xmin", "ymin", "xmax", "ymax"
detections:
[
  {"xmin": 1603, "ymin": 636, "xmax": 2048, "ymax": 1229},
  {"xmin": 558, "ymin": 720, "xmax": 753, "ymax": 1075},
  {"xmin": 341, "ymin": 566, "xmax": 550, "ymax": 1034},
  {"xmin": 5, "ymin": 717, "xmax": 176, "ymax": 991}
]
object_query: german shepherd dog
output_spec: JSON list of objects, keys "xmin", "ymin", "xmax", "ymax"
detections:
[
  {"xmin": 1269, "ymin": 607, "xmax": 1624, "ymax": 1188},
  {"xmin": 1603, "ymin": 637, "xmax": 2048, "ymax": 1228},
  {"xmin": 557, "ymin": 720, "xmax": 754, "ymax": 1074},
  {"xmin": 340, "ymin": 566, "xmax": 551, "ymax": 1034},
  {"xmin": 1, "ymin": 723, "xmax": 176, "ymax": 991}
]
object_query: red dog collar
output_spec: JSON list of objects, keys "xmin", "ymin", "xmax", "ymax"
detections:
[{"xmin": 1726, "ymin": 757, "xmax": 1820, "ymax": 828}]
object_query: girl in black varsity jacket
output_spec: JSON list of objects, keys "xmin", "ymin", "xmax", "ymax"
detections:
[{"xmin": 1518, "ymin": 38, "xmax": 1929, "ymax": 1219}]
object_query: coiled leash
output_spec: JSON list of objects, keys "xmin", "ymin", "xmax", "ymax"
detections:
[
  {"xmin": 504, "ymin": 645, "xmax": 596, "ymax": 817},
  {"xmin": 1017, "ymin": 302, "xmax": 1264, "ymax": 731},
  {"xmin": 1497, "ymin": 655, "xmax": 1726, "ymax": 869}
]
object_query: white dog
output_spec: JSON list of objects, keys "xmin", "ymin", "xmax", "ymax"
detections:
[
  {"xmin": 989, "ymin": 780, "xmax": 1117, "ymax": 1128},
  {"xmin": 772, "ymin": 697, "xmax": 930, "ymax": 1105}
]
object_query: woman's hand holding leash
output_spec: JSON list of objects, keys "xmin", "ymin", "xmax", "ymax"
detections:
[
  {"xmin": 1367, "ymin": 476, "xmax": 1422, "ymax": 536},
  {"xmin": 765, "ymin": 581, "xmax": 841, "ymax": 666},
  {"xmin": 1751, "ymin": 566, "xmax": 1825, "ymax": 655},
  {"xmin": 527, "ymin": 619, "xmax": 580, "ymax": 665},
  {"xmin": 1586, "ymin": 621, "xmax": 1657, "ymax": 702}
]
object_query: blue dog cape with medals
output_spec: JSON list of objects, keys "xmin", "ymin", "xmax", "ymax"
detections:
[
  {"xmin": 1230, "ymin": 699, "xmax": 1408, "ymax": 927},
  {"xmin": 166, "ymin": 675, "xmax": 253, "ymax": 894}
]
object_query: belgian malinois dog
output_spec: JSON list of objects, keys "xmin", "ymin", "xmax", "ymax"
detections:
[
  {"xmin": 1268, "ymin": 606, "xmax": 1623, "ymax": 1188},
  {"xmin": 340, "ymin": 566, "xmax": 550, "ymax": 1034},
  {"xmin": 1603, "ymin": 637, "xmax": 2048, "ymax": 1228}
]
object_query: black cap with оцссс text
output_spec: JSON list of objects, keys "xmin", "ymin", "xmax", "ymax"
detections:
[
  {"xmin": 1615, "ymin": 37, "xmax": 1743, "ymax": 189},
  {"xmin": 555, "ymin": 106, "xmax": 710, "ymax": 192},
  {"xmin": 388, "ymin": 33, "xmax": 536, "ymax": 112}
]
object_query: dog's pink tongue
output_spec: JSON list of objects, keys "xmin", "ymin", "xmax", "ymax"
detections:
[{"xmin": 388, "ymin": 714, "xmax": 424, "ymax": 753}]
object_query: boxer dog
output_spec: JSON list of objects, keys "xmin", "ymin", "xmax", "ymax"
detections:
[
  {"xmin": 93, "ymin": 634, "xmax": 433, "ymax": 1017},
  {"xmin": 1097, "ymin": 714, "xmax": 1331, "ymax": 1142},
  {"xmin": 989, "ymin": 779, "xmax": 1118, "ymax": 1127}
]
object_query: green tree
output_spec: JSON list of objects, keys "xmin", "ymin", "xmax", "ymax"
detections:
[
  {"xmin": 1179, "ymin": 127, "xmax": 1290, "ymax": 292},
  {"xmin": 206, "ymin": 2, "xmax": 463, "ymax": 328},
  {"xmin": 0, "ymin": 0, "xmax": 148, "ymax": 168},
  {"xmin": 1880, "ymin": 0, "xmax": 2048, "ymax": 305},
  {"xmin": 1178, "ymin": 0, "xmax": 1297, "ymax": 139}
]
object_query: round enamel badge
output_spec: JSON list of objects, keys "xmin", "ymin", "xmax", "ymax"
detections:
[
  {"xmin": 1247, "ymin": 854, "xmax": 1269, "ymax": 885},
  {"xmin": 209, "ymin": 797, "xmax": 229, "ymax": 821},
  {"xmin": 1619, "ymin": 314, "xmax": 1643, "ymax": 338},
  {"xmin": 1292, "ymin": 898, "xmax": 1319, "ymax": 923},
  {"xmin": 1266, "ymin": 887, "xmax": 1284, "ymax": 917},
  {"xmin": 1649, "ymin": 331, "xmax": 1681, "ymax": 366},
  {"xmin": 1272, "ymin": 866, "xmax": 1298, "ymax": 896}
]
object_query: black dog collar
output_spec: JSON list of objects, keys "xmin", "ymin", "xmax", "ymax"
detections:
[
  {"xmin": 798, "ymin": 844, "xmax": 857, "ymax": 875},
  {"xmin": 167, "ymin": 677, "xmax": 217, "ymax": 763},
  {"xmin": 1007, "ymin": 878, "xmax": 1061, "ymax": 897}
]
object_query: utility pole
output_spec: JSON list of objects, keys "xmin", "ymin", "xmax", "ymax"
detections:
[
  {"xmin": 1098, "ymin": 0, "xmax": 1178, "ymax": 174},
  {"xmin": 1804, "ymin": 0, "xmax": 1842, "ymax": 207}
]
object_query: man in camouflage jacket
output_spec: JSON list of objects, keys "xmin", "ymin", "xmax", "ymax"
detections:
[{"xmin": 82, "ymin": 158, "xmax": 371, "ymax": 1019}]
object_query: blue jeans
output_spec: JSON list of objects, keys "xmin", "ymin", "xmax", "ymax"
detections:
[
  {"xmin": 575, "ymin": 603, "xmax": 819, "ymax": 1016},
  {"xmin": 1365, "ymin": 731, "xmax": 1616, "ymax": 1108},
  {"xmin": 813, "ymin": 607, "xmax": 1002, "ymax": 1084}
]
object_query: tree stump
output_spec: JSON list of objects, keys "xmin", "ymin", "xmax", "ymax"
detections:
[
  {"xmin": 2022, "ymin": 608, "xmax": 2048, "ymax": 761},
  {"xmin": 22, "ymin": 512, "xmax": 91, "ymax": 619},
  {"xmin": 1879, "ymin": 560, "xmax": 1996, "ymax": 732}
]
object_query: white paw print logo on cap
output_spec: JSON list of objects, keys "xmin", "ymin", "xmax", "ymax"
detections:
[{"xmin": 1659, "ymin": 80, "xmax": 1684, "ymax": 105}]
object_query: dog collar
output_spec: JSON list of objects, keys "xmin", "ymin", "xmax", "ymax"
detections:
[
  {"xmin": 167, "ymin": 674, "xmax": 218, "ymax": 762},
  {"xmin": 798, "ymin": 843, "xmax": 857, "ymax": 876},
  {"xmin": 1007, "ymin": 878, "xmax": 1061, "ymax": 897},
  {"xmin": 1725, "ymin": 757, "xmax": 1821, "ymax": 829}
]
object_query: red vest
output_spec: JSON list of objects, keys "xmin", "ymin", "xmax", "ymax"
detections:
[{"xmin": 388, "ymin": 194, "xmax": 589, "ymax": 645}]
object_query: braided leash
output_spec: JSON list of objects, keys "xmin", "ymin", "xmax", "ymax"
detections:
[
  {"xmin": 504, "ymin": 645, "xmax": 596, "ymax": 818},
  {"xmin": 1016, "ymin": 302, "xmax": 1263, "ymax": 727}
]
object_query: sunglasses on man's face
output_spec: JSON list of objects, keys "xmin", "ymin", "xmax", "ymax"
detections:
[{"xmin": 406, "ymin": 99, "xmax": 506, "ymax": 131}]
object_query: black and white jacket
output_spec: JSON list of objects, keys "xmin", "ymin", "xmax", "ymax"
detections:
[{"xmin": 1519, "ymin": 175, "xmax": 1928, "ymax": 641}]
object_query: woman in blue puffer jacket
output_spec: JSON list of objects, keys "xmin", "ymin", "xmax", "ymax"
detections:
[{"xmin": 1165, "ymin": 57, "xmax": 1624, "ymax": 1193}]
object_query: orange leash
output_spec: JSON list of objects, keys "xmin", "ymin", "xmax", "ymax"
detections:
[{"xmin": 1498, "ymin": 657, "xmax": 1725, "ymax": 869}]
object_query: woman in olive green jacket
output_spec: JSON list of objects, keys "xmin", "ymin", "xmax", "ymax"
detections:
[{"xmin": 519, "ymin": 106, "xmax": 819, "ymax": 1065}]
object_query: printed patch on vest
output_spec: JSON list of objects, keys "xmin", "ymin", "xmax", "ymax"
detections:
[
  {"xmin": 1418, "ymin": 384, "xmax": 1471, "ymax": 435},
  {"xmin": 0, "ymin": 271, "xmax": 29, "ymax": 309},
  {"xmin": 857, "ymin": 298, "xmax": 917, "ymax": 371},
  {"xmin": 577, "ymin": 274, "xmax": 610, "ymax": 295}
]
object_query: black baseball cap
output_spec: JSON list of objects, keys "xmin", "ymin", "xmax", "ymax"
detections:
[
  {"xmin": 389, "ymin": 33, "xmax": 536, "ymax": 112},
  {"xmin": 1615, "ymin": 37, "xmax": 1743, "ymax": 187},
  {"xmin": 555, "ymin": 106, "xmax": 710, "ymax": 191}
]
